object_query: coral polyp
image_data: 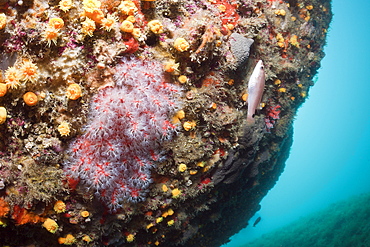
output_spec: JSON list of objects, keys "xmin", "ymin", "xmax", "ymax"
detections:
[
  {"xmin": 0, "ymin": 13, "xmax": 6, "ymax": 29},
  {"xmin": 19, "ymin": 60, "xmax": 39, "ymax": 83},
  {"xmin": 0, "ymin": 106, "xmax": 6, "ymax": 124},
  {"xmin": 101, "ymin": 14, "xmax": 118, "ymax": 32},
  {"xmin": 81, "ymin": 17, "xmax": 96, "ymax": 37},
  {"xmin": 23, "ymin": 92, "xmax": 38, "ymax": 106},
  {"xmin": 42, "ymin": 28, "xmax": 59, "ymax": 46},
  {"xmin": 4, "ymin": 67, "xmax": 20, "ymax": 89},
  {"xmin": 59, "ymin": 0, "xmax": 73, "ymax": 12}
]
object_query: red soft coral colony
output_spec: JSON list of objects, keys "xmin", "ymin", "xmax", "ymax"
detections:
[
  {"xmin": 64, "ymin": 57, "xmax": 182, "ymax": 211},
  {"xmin": 0, "ymin": 0, "xmax": 331, "ymax": 246}
]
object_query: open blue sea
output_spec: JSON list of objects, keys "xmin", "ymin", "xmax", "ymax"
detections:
[{"xmin": 224, "ymin": 0, "xmax": 370, "ymax": 246}]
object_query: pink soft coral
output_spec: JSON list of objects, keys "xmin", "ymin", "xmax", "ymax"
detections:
[{"xmin": 64, "ymin": 57, "xmax": 182, "ymax": 211}]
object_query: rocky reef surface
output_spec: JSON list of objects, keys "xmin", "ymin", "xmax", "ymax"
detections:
[{"xmin": 0, "ymin": 0, "xmax": 331, "ymax": 246}]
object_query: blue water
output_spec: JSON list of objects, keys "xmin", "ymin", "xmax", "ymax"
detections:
[{"xmin": 224, "ymin": 1, "xmax": 370, "ymax": 246}]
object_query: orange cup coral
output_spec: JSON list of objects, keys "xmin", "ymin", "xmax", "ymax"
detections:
[
  {"xmin": 59, "ymin": 0, "xmax": 73, "ymax": 12},
  {"xmin": 49, "ymin": 18, "xmax": 64, "ymax": 29},
  {"xmin": 4, "ymin": 67, "xmax": 21, "ymax": 89},
  {"xmin": 58, "ymin": 121, "xmax": 71, "ymax": 136},
  {"xmin": 0, "ymin": 107, "xmax": 6, "ymax": 124},
  {"xmin": 120, "ymin": 20, "xmax": 134, "ymax": 33},
  {"xmin": 66, "ymin": 83, "xmax": 82, "ymax": 100},
  {"xmin": 0, "ymin": 13, "xmax": 6, "ymax": 29},
  {"xmin": 20, "ymin": 60, "xmax": 39, "ymax": 83},
  {"xmin": 0, "ymin": 83, "xmax": 7, "ymax": 97},
  {"xmin": 23, "ymin": 92, "xmax": 38, "ymax": 106}
]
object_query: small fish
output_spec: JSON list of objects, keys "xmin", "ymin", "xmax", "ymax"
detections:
[
  {"xmin": 253, "ymin": 216, "xmax": 261, "ymax": 227},
  {"xmin": 247, "ymin": 60, "xmax": 265, "ymax": 124}
]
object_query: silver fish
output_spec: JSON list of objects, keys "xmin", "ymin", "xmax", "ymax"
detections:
[{"xmin": 247, "ymin": 60, "xmax": 265, "ymax": 124}]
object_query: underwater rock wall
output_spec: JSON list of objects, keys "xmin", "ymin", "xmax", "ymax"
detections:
[{"xmin": 0, "ymin": 0, "xmax": 331, "ymax": 246}]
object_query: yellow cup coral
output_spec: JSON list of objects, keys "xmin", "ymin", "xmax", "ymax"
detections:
[
  {"xmin": 42, "ymin": 218, "xmax": 59, "ymax": 234},
  {"xmin": 0, "ymin": 13, "xmax": 6, "ymax": 29},
  {"xmin": 66, "ymin": 83, "xmax": 82, "ymax": 100},
  {"xmin": 156, "ymin": 216, "xmax": 163, "ymax": 223},
  {"xmin": 0, "ymin": 218, "xmax": 7, "ymax": 227},
  {"xmin": 4, "ymin": 67, "xmax": 21, "ymax": 89},
  {"xmin": 148, "ymin": 20, "xmax": 164, "ymax": 34},
  {"xmin": 83, "ymin": 0, "xmax": 101, "ymax": 13},
  {"xmin": 53, "ymin": 200, "xmax": 66, "ymax": 213},
  {"xmin": 58, "ymin": 234, "xmax": 76, "ymax": 245},
  {"xmin": 80, "ymin": 210, "xmax": 90, "ymax": 217},
  {"xmin": 59, "ymin": 0, "xmax": 73, "ymax": 12},
  {"xmin": 120, "ymin": 20, "xmax": 134, "ymax": 33},
  {"xmin": 178, "ymin": 75, "xmax": 188, "ymax": 84},
  {"xmin": 126, "ymin": 233, "xmax": 135, "ymax": 242},
  {"xmin": 289, "ymin": 35, "xmax": 300, "ymax": 47},
  {"xmin": 0, "ymin": 107, "xmax": 7, "ymax": 124},
  {"xmin": 126, "ymin": 15, "xmax": 136, "ymax": 23},
  {"xmin": 306, "ymin": 5, "xmax": 314, "ymax": 10},
  {"xmin": 183, "ymin": 121, "xmax": 196, "ymax": 131},
  {"xmin": 172, "ymin": 109, "xmax": 185, "ymax": 124},
  {"xmin": 81, "ymin": 17, "xmax": 96, "ymax": 36},
  {"xmin": 118, "ymin": 1, "xmax": 138, "ymax": 15},
  {"xmin": 146, "ymin": 223, "xmax": 154, "ymax": 229},
  {"xmin": 175, "ymin": 110, "xmax": 185, "ymax": 120},
  {"xmin": 189, "ymin": 170, "xmax": 198, "ymax": 175},
  {"xmin": 275, "ymin": 9, "xmax": 286, "ymax": 16},
  {"xmin": 241, "ymin": 93, "xmax": 248, "ymax": 102},
  {"xmin": 218, "ymin": 4, "xmax": 227, "ymax": 12},
  {"xmin": 49, "ymin": 18, "xmax": 64, "ymax": 29},
  {"xmin": 42, "ymin": 27, "xmax": 59, "ymax": 46},
  {"xmin": 167, "ymin": 208, "xmax": 174, "ymax": 216},
  {"xmin": 162, "ymin": 184, "xmax": 168, "ymax": 192},
  {"xmin": 132, "ymin": 28, "xmax": 141, "ymax": 39},
  {"xmin": 274, "ymin": 79, "xmax": 282, "ymax": 85},
  {"xmin": 85, "ymin": 9, "xmax": 104, "ymax": 23},
  {"xmin": 82, "ymin": 235, "xmax": 92, "ymax": 242},
  {"xmin": 178, "ymin": 163, "xmax": 187, "ymax": 172},
  {"xmin": 58, "ymin": 121, "xmax": 71, "ymax": 136},
  {"xmin": 171, "ymin": 188, "xmax": 181, "ymax": 198},
  {"xmin": 101, "ymin": 14, "xmax": 118, "ymax": 32},
  {"xmin": 174, "ymin": 38, "xmax": 190, "ymax": 52},
  {"xmin": 163, "ymin": 60, "xmax": 179, "ymax": 73},
  {"xmin": 0, "ymin": 83, "xmax": 7, "ymax": 97}
]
